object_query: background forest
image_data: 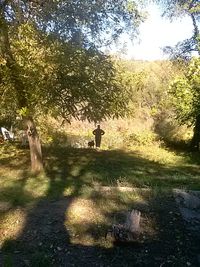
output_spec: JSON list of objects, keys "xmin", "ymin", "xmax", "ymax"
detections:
[
  {"xmin": 34, "ymin": 59, "xmax": 192, "ymax": 150},
  {"xmin": 0, "ymin": 56, "xmax": 196, "ymax": 150},
  {"xmin": 1, "ymin": 0, "xmax": 200, "ymax": 165}
]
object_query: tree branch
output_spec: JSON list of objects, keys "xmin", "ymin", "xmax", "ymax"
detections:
[{"xmin": 0, "ymin": 0, "xmax": 10, "ymax": 10}]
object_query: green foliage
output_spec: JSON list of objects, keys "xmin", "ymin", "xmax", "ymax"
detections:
[
  {"xmin": 126, "ymin": 130, "xmax": 159, "ymax": 146},
  {"xmin": 118, "ymin": 60, "xmax": 179, "ymax": 113},
  {"xmin": 4, "ymin": 0, "xmax": 145, "ymax": 45},
  {"xmin": 17, "ymin": 107, "xmax": 30, "ymax": 117},
  {"xmin": 0, "ymin": 23, "xmax": 132, "ymax": 123},
  {"xmin": 170, "ymin": 57, "xmax": 200, "ymax": 124},
  {"xmin": 0, "ymin": 63, "xmax": 17, "ymax": 121},
  {"xmin": 156, "ymin": 0, "xmax": 200, "ymax": 59},
  {"xmin": 156, "ymin": 0, "xmax": 200, "ymax": 19},
  {"xmin": 0, "ymin": 0, "xmax": 145, "ymax": 124}
]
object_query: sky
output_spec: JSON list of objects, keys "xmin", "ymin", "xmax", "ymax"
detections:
[{"xmin": 111, "ymin": 4, "xmax": 195, "ymax": 61}]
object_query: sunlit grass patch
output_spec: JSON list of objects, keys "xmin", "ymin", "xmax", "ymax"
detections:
[
  {"xmin": 0, "ymin": 174, "xmax": 50, "ymax": 208},
  {"xmin": 0, "ymin": 208, "xmax": 26, "ymax": 247},
  {"xmin": 134, "ymin": 145, "xmax": 186, "ymax": 165},
  {"xmin": 65, "ymin": 189, "xmax": 157, "ymax": 247},
  {"xmin": 1, "ymin": 142, "xmax": 200, "ymax": 212}
]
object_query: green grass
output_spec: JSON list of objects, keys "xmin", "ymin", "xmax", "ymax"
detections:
[
  {"xmin": 1, "ymin": 142, "xmax": 200, "ymax": 208},
  {"xmin": 1, "ymin": 143, "xmax": 199, "ymax": 266}
]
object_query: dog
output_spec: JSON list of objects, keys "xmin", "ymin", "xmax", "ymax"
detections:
[{"xmin": 88, "ymin": 140, "xmax": 95, "ymax": 148}]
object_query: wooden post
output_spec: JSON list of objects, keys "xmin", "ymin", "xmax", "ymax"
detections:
[{"xmin": 126, "ymin": 209, "xmax": 141, "ymax": 234}]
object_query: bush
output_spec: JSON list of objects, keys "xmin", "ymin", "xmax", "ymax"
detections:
[{"xmin": 125, "ymin": 131, "xmax": 159, "ymax": 147}]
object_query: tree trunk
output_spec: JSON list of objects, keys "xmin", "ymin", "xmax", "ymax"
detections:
[
  {"xmin": 0, "ymin": 10, "xmax": 44, "ymax": 172},
  {"xmin": 191, "ymin": 13, "xmax": 200, "ymax": 56},
  {"xmin": 190, "ymin": 115, "xmax": 200, "ymax": 151},
  {"xmin": 25, "ymin": 117, "xmax": 43, "ymax": 173}
]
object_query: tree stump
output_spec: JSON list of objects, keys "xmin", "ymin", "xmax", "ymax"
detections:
[
  {"xmin": 126, "ymin": 209, "xmax": 141, "ymax": 234},
  {"xmin": 106, "ymin": 209, "xmax": 141, "ymax": 242}
]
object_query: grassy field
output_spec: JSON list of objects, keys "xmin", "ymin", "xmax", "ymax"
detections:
[
  {"xmin": 1, "ymin": 142, "xmax": 200, "ymax": 266},
  {"xmin": 1, "ymin": 142, "xmax": 200, "ymax": 203}
]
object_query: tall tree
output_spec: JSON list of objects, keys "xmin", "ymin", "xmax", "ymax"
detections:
[
  {"xmin": 156, "ymin": 0, "xmax": 200, "ymax": 59},
  {"xmin": 169, "ymin": 57, "xmax": 200, "ymax": 149},
  {"xmin": 0, "ymin": 0, "xmax": 145, "ymax": 172},
  {"xmin": 156, "ymin": 0, "xmax": 200, "ymax": 149}
]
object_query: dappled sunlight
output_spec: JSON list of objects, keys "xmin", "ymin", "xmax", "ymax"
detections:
[
  {"xmin": 64, "ymin": 190, "xmax": 161, "ymax": 248},
  {"xmin": 24, "ymin": 174, "xmax": 49, "ymax": 198},
  {"xmin": 0, "ymin": 172, "xmax": 50, "ymax": 209},
  {"xmin": 67, "ymin": 198, "xmax": 105, "ymax": 224},
  {"xmin": 1, "ymin": 0, "xmax": 200, "ymax": 264},
  {"xmin": 0, "ymin": 143, "xmax": 198, "ymax": 266},
  {"xmin": 69, "ymin": 156, "xmax": 91, "ymax": 177},
  {"xmin": 0, "ymin": 144, "xmax": 30, "ymax": 171},
  {"xmin": 66, "ymin": 198, "xmax": 106, "ymax": 245},
  {"xmin": 0, "ymin": 208, "xmax": 27, "ymax": 247},
  {"xmin": 1, "ymin": 144, "xmax": 200, "ymax": 207}
]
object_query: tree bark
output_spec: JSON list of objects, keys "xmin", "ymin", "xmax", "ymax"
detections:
[
  {"xmin": 190, "ymin": 114, "xmax": 200, "ymax": 151},
  {"xmin": 190, "ymin": 13, "xmax": 200, "ymax": 56},
  {"xmin": 25, "ymin": 117, "xmax": 43, "ymax": 173},
  {"xmin": 0, "ymin": 8, "xmax": 44, "ymax": 172}
]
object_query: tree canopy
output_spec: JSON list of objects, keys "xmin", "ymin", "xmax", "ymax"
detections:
[
  {"xmin": 0, "ymin": 0, "xmax": 145, "ymax": 46},
  {"xmin": 170, "ymin": 57, "xmax": 200, "ymax": 124},
  {"xmin": 0, "ymin": 0, "xmax": 145, "ymax": 122},
  {"xmin": 0, "ymin": 0, "xmax": 146, "ymax": 171},
  {"xmin": 156, "ymin": 0, "xmax": 200, "ymax": 59}
]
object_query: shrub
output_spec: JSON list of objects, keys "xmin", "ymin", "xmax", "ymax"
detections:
[{"xmin": 125, "ymin": 131, "xmax": 159, "ymax": 147}]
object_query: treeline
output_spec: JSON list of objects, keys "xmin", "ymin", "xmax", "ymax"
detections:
[
  {"xmin": 1, "ymin": 28, "xmax": 199, "ymax": 149},
  {"xmin": 43, "ymin": 58, "xmax": 192, "ymax": 149}
]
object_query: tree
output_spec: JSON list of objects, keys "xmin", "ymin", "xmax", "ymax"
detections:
[
  {"xmin": 156, "ymin": 0, "xmax": 200, "ymax": 149},
  {"xmin": 156, "ymin": 0, "xmax": 200, "ymax": 59},
  {"xmin": 170, "ymin": 57, "xmax": 200, "ymax": 149},
  {"xmin": 0, "ymin": 0, "xmax": 145, "ymax": 172}
]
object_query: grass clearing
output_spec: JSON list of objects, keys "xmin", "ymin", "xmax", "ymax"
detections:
[
  {"xmin": 1, "ymin": 142, "xmax": 200, "ymax": 209},
  {"xmin": 0, "ymin": 143, "xmax": 200, "ymax": 265}
]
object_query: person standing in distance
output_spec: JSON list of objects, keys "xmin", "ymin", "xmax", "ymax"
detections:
[{"xmin": 93, "ymin": 125, "xmax": 105, "ymax": 148}]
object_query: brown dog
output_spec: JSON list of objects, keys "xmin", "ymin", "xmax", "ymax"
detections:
[{"xmin": 88, "ymin": 140, "xmax": 95, "ymax": 148}]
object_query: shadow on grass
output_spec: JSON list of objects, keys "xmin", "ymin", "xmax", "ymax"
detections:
[
  {"xmin": 43, "ymin": 146, "xmax": 200, "ymax": 192},
  {"xmin": 1, "ymin": 145, "xmax": 200, "ymax": 266}
]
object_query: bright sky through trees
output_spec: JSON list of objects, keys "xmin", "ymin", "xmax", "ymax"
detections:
[{"xmin": 110, "ymin": 4, "xmax": 195, "ymax": 61}]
